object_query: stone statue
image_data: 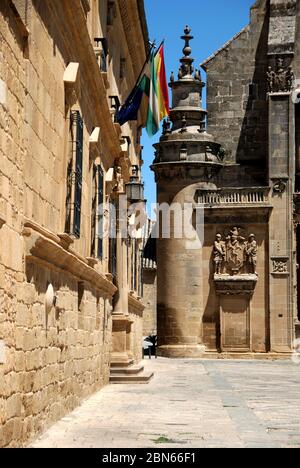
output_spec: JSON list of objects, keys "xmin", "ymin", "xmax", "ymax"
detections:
[
  {"xmin": 162, "ymin": 118, "xmax": 171, "ymax": 135},
  {"xmin": 213, "ymin": 234, "xmax": 226, "ymax": 274},
  {"xmin": 246, "ymin": 234, "xmax": 258, "ymax": 275},
  {"xmin": 225, "ymin": 227, "xmax": 246, "ymax": 275},
  {"xmin": 276, "ymin": 58, "xmax": 286, "ymax": 92},
  {"xmin": 286, "ymin": 66, "xmax": 294, "ymax": 91},
  {"xmin": 267, "ymin": 58, "xmax": 294, "ymax": 93},
  {"xmin": 267, "ymin": 66, "xmax": 275, "ymax": 93},
  {"xmin": 114, "ymin": 166, "xmax": 124, "ymax": 193}
]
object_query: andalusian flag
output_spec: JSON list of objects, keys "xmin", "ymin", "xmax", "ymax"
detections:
[{"xmin": 146, "ymin": 44, "xmax": 170, "ymax": 137}]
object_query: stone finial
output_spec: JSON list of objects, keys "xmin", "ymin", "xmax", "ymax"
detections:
[
  {"xmin": 162, "ymin": 118, "xmax": 172, "ymax": 135},
  {"xmin": 170, "ymin": 71, "xmax": 175, "ymax": 83},
  {"xmin": 194, "ymin": 69, "xmax": 201, "ymax": 81},
  {"xmin": 178, "ymin": 25, "xmax": 194, "ymax": 79}
]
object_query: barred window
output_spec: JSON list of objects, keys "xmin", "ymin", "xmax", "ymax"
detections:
[
  {"xmin": 65, "ymin": 110, "xmax": 84, "ymax": 238},
  {"xmin": 91, "ymin": 164, "xmax": 104, "ymax": 259},
  {"xmin": 109, "ymin": 200, "xmax": 117, "ymax": 278}
]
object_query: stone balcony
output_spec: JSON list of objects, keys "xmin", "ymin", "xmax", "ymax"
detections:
[
  {"xmin": 195, "ymin": 187, "xmax": 272, "ymax": 224},
  {"xmin": 196, "ymin": 187, "xmax": 270, "ymax": 206}
]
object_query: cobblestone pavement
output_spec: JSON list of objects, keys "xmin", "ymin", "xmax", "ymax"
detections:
[{"xmin": 30, "ymin": 359, "xmax": 300, "ymax": 448}]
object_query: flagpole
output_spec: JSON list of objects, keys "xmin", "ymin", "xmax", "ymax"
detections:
[
  {"xmin": 154, "ymin": 39, "xmax": 165, "ymax": 56},
  {"xmin": 128, "ymin": 41, "xmax": 156, "ymax": 97}
]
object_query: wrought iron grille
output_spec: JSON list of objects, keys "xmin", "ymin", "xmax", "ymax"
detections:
[
  {"xmin": 65, "ymin": 110, "xmax": 83, "ymax": 238},
  {"xmin": 97, "ymin": 166, "xmax": 104, "ymax": 259},
  {"xmin": 90, "ymin": 164, "xmax": 97, "ymax": 257},
  {"xmin": 109, "ymin": 200, "xmax": 117, "ymax": 278},
  {"xmin": 91, "ymin": 164, "xmax": 104, "ymax": 259}
]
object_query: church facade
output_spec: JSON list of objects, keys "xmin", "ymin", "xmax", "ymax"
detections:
[{"xmin": 153, "ymin": 0, "xmax": 300, "ymax": 357}]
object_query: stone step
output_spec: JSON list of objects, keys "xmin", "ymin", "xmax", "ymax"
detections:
[
  {"xmin": 110, "ymin": 365, "xmax": 145, "ymax": 375},
  {"xmin": 110, "ymin": 372, "xmax": 154, "ymax": 384},
  {"xmin": 110, "ymin": 359, "xmax": 134, "ymax": 368}
]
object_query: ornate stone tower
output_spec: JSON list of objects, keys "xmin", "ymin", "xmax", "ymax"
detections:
[{"xmin": 151, "ymin": 27, "xmax": 224, "ymax": 357}]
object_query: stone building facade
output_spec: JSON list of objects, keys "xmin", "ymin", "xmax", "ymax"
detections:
[
  {"xmin": 153, "ymin": 1, "xmax": 300, "ymax": 357},
  {"xmin": 0, "ymin": 0, "xmax": 149, "ymax": 447}
]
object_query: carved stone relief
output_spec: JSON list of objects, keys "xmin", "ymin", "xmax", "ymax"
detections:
[
  {"xmin": 213, "ymin": 227, "xmax": 258, "ymax": 276},
  {"xmin": 271, "ymin": 257, "xmax": 289, "ymax": 275},
  {"xmin": 267, "ymin": 58, "xmax": 294, "ymax": 93}
]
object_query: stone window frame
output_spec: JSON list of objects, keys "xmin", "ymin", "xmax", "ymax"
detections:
[
  {"xmin": 90, "ymin": 163, "xmax": 105, "ymax": 261},
  {"xmin": 64, "ymin": 110, "xmax": 84, "ymax": 239}
]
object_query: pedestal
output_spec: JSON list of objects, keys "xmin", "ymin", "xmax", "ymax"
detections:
[{"xmin": 214, "ymin": 274, "xmax": 258, "ymax": 352}]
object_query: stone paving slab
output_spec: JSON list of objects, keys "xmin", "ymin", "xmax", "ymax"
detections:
[{"xmin": 29, "ymin": 358, "xmax": 300, "ymax": 448}]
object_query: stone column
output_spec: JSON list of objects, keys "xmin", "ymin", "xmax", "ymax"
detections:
[
  {"xmin": 156, "ymin": 179, "xmax": 205, "ymax": 358},
  {"xmin": 111, "ymin": 195, "xmax": 133, "ymax": 366}
]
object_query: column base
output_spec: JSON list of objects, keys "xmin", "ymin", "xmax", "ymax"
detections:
[{"xmin": 158, "ymin": 344, "xmax": 207, "ymax": 358}]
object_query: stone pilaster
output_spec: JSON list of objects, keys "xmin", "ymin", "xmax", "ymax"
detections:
[{"xmin": 268, "ymin": 93, "xmax": 295, "ymax": 352}]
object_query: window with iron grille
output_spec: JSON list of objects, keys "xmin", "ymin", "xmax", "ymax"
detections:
[
  {"xmin": 65, "ymin": 110, "xmax": 83, "ymax": 238},
  {"xmin": 91, "ymin": 164, "xmax": 104, "ymax": 259},
  {"xmin": 109, "ymin": 200, "xmax": 117, "ymax": 278}
]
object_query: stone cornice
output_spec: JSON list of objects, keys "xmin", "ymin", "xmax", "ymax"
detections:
[
  {"xmin": 23, "ymin": 219, "xmax": 117, "ymax": 297},
  {"xmin": 128, "ymin": 293, "xmax": 145, "ymax": 316},
  {"xmin": 48, "ymin": 0, "xmax": 122, "ymax": 169},
  {"xmin": 118, "ymin": 0, "xmax": 148, "ymax": 79}
]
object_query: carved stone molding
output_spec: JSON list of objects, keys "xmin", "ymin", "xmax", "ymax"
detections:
[
  {"xmin": 63, "ymin": 62, "xmax": 81, "ymax": 104},
  {"xmin": 272, "ymin": 179, "xmax": 287, "ymax": 194},
  {"xmin": 267, "ymin": 58, "xmax": 294, "ymax": 93},
  {"xmin": 213, "ymin": 227, "xmax": 258, "ymax": 276},
  {"xmin": 23, "ymin": 220, "xmax": 117, "ymax": 296},
  {"xmin": 271, "ymin": 257, "xmax": 289, "ymax": 276},
  {"xmin": 152, "ymin": 162, "xmax": 222, "ymax": 183},
  {"xmin": 214, "ymin": 275, "xmax": 258, "ymax": 296}
]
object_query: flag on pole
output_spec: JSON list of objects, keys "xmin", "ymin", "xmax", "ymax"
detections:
[
  {"xmin": 116, "ymin": 56, "xmax": 151, "ymax": 126},
  {"xmin": 146, "ymin": 43, "xmax": 170, "ymax": 137}
]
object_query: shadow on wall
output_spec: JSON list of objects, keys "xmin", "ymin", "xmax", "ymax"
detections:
[
  {"xmin": 31, "ymin": 0, "xmax": 94, "ymax": 132},
  {"xmin": 236, "ymin": 1, "xmax": 270, "ymax": 182}
]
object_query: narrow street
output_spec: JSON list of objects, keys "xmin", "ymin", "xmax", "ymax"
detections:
[{"xmin": 30, "ymin": 359, "xmax": 300, "ymax": 449}]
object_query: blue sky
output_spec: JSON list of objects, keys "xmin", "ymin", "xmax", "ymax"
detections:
[{"xmin": 141, "ymin": 0, "xmax": 254, "ymax": 213}]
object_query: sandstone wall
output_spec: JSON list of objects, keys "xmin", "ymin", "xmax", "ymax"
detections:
[
  {"xmin": 142, "ymin": 270, "xmax": 157, "ymax": 337},
  {"xmin": 203, "ymin": 0, "xmax": 269, "ymax": 174},
  {"xmin": 0, "ymin": 0, "xmax": 147, "ymax": 447}
]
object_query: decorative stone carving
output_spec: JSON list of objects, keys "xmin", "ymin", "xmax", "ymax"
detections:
[
  {"xmin": 162, "ymin": 118, "xmax": 172, "ymax": 135},
  {"xmin": 153, "ymin": 163, "xmax": 221, "ymax": 183},
  {"xmin": 273, "ymin": 179, "xmax": 287, "ymax": 194},
  {"xmin": 225, "ymin": 227, "xmax": 246, "ymax": 275},
  {"xmin": 213, "ymin": 234, "xmax": 226, "ymax": 275},
  {"xmin": 214, "ymin": 275, "xmax": 258, "ymax": 296},
  {"xmin": 213, "ymin": 228, "xmax": 258, "ymax": 276},
  {"xmin": 271, "ymin": 257, "xmax": 289, "ymax": 275},
  {"xmin": 113, "ymin": 166, "xmax": 124, "ymax": 193},
  {"xmin": 267, "ymin": 58, "xmax": 294, "ymax": 93},
  {"xmin": 246, "ymin": 234, "xmax": 258, "ymax": 275}
]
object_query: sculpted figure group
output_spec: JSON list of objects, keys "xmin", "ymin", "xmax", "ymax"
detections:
[
  {"xmin": 267, "ymin": 58, "xmax": 294, "ymax": 93},
  {"xmin": 214, "ymin": 227, "xmax": 258, "ymax": 276}
]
